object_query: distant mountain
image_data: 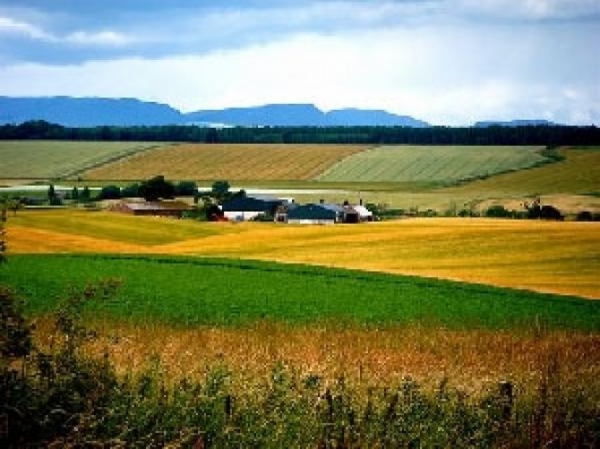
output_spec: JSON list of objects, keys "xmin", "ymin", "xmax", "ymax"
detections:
[
  {"xmin": 0, "ymin": 96, "xmax": 182, "ymax": 127},
  {"xmin": 474, "ymin": 119, "xmax": 558, "ymax": 128},
  {"xmin": 185, "ymin": 104, "xmax": 430, "ymax": 127},
  {"xmin": 0, "ymin": 96, "xmax": 430, "ymax": 128},
  {"xmin": 185, "ymin": 104, "xmax": 326, "ymax": 127},
  {"xmin": 324, "ymin": 108, "xmax": 429, "ymax": 127}
]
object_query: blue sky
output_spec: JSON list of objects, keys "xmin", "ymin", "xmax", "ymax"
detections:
[{"xmin": 0, "ymin": 0, "xmax": 598, "ymax": 125}]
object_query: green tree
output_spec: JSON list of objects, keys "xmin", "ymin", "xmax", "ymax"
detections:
[
  {"xmin": 98, "ymin": 185, "xmax": 122, "ymax": 200},
  {"xmin": 0, "ymin": 201, "xmax": 6, "ymax": 262},
  {"xmin": 138, "ymin": 175, "xmax": 175, "ymax": 202},
  {"xmin": 211, "ymin": 180, "xmax": 231, "ymax": 203},
  {"xmin": 81, "ymin": 186, "xmax": 91, "ymax": 202},
  {"xmin": 47, "ymin": 183, "xmax": 56, "ymax": 202}
]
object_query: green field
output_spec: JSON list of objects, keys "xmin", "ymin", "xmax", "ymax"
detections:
[
  {"xmin": 316, "ymin": 145, "xmax": 548, "ymax": 183},
  {"xmin": 2, "ymin": 254, "xmax": 598, "ymax": 330},
  {"xmin": 0, "ymin": 140, "xmax": 167, "ymax": 179}
]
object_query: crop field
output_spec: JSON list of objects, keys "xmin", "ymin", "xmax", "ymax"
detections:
[
  {"xmin": 6, "ymin": 210, "xmax": 600, "ymax": 299},
  {"xmin": 82, "ymin": 143, "xmax": 369, "ymax": 181},
  {"xmin": 4, "ymin": 254, "xmax": 599, "ymax": 329},
  {"xmin": 445, "ymin": 146, "xmax": 600, "ymax": 196},
  {"xmin": 0, "ymin": 140, "xmax": 165, "ymax": 180},
  {"xmin": 3, "ymin": 212, "xmax": 600, "ymax": 445},
  {"xmin": 316, "ymin": 145, "xmax": 548, "ymax": 183}
]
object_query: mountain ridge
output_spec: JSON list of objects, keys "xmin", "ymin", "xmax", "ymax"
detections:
[{"xmin": 0, "ymin": 96, "xmax": 429, "ymax": 128}]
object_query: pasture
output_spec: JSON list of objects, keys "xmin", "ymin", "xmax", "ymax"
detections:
[{"xmin": 0, "ymin": 140, "xmax": 165, "ymax": 180}]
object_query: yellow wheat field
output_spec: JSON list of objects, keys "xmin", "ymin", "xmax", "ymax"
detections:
[
  {"xmin": 7, "ymin": 210, "xmax": 600, "ymax": 299},
  {"xmin": 82, "ymin": 143, "xmax": 370, "ymax": 181}
]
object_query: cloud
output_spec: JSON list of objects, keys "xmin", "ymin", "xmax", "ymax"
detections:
[
  {"xmin": 0, "ymin": 15, "xmax": 51, "ymax": 40},
  {"xmin": 0, "ymin": 1, "xmax": 598, "ymax": 125},
  {"xmin": 1, "ymin": 21, "xmax": 597, "ymax": 126}
]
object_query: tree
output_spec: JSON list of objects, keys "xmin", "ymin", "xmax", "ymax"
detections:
[
  {"xmin": 175, "ymin": 181, "xmax": 198, "ymax": 197},
  {"xmin": 0, "ymin": 201, "xmax": 6, "ymax": 262},
  {"xmin": 98, "ymin": 185, "xmax": 122, "ymax": 200},
  {"xmin": 47, "ymin": 184, "xmax": 56, "ymax": 202},
  {"xmin": 80, "ymin": 186, "xmax": 91, "ymax": 203},
  {"xmin": 211, "ymin": 180, "xmax": 231, "ymax": 203},
  {"xmin": 138, "ymin": 175, "xmax": 175, "ymax": 202}
]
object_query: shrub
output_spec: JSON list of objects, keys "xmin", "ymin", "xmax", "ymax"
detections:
[{"xmin": 485, "ymin": 205, "xmax": 513, "ymax": 218}]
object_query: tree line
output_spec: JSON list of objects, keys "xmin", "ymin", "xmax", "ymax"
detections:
[{"xmin": 1, "ymin": 120, "xmax": 599, "ymax": 145}]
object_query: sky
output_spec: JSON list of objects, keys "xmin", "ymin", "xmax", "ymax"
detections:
[{"xmin": 0, "ymin": 0, "xmax": 598, "ymax": 126}]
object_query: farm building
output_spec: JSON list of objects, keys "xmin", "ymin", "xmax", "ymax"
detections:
[
  {"xmin": 221, "ymin": 195, "xmax": 285, "ymax": 221},
  {"xmin": 109, "ymin": 200, "xmax": 192, "ymax": 218},
  {"xmin": 286, "ymin": 203, "xmax": 342, "ymax": 225},
  {"xmin": 353, "ymin": 205, "xmax": 374, "ymax": 222},
  {"xmin": 286, "ymin": 202, "xmax": 373, "ymax": 224}
]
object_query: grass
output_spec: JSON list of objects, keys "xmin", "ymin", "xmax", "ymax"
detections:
[
  {"xmin": 316, "ymin": 145, "xmax": 548, "ymax": 183},
  {"xmin": 6, "ymin": 210, "xmax": 600, "ymax": 298},
  {"xmin": 2, "ymin": 254, "xmax": 599, "ymax": 330},
  {"xmin": 81, "ymin": 143, "xmax": 370, "ymax": 181},
  {"xmin": 0, "ymin": 140, "xmax": 167, "ymax": 180}
]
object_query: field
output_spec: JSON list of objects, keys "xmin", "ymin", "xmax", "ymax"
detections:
[
  {"xmin": 82, "ymin": 143, "xmax": 369, "ymax": 181},
  {"xmin": 4, "ymin": 254, "xmax": 599, "ymax": 329},
  {"xmin": 2, "ymin": 142, "xmax": 600, "ymax": 446},
  {"xmin": 6, "ymin": 210, "xmax": 600, "ymax": 299},
  {"xmin": 316, "ymin": 145, "xmax": 548, "ymax": 183},
  {"xmin": 0, "ymin": 140, "xmax": 165, "ymax": 180},
  {"xmin": 446, "ymin": 146, "xmax": 600, "ymax": 196}
]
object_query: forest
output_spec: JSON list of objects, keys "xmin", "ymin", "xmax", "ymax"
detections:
[{"xmin": 1, "ymin": 119, "xmax": 599, "ymax": 145}]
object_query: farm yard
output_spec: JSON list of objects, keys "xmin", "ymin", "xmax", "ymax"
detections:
[{"xmin": 2, "ymin": 141, "xmax": 600, "ymax": 447}]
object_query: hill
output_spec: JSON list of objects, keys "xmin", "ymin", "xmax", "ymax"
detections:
[{"xmin": 0, "ymin": 96, "xmax": 430, "ymax": 127}]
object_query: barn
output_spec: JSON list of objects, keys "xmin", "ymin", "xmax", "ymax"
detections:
[
  {"xmin": 286, "ymin": 203, "xmax": 342, "ymax": 225},
  {"xmin": 109, "ymin": 200, "xmax": 192, "ymax": 218},
  {"xmin": 220, "ymin": 195, "xmax": 284, "ymax": 221}
]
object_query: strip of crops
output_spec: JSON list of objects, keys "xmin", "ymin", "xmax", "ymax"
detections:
[
  {"xmin": 0, "ymin": 140, "xmax": 166, "ymax": 179},
  {"xmin": 2, "ymin": 254, "xmax": 598, "ymax": 330},
  {"xmin": 82, "ymin": 143, "xmax": 369, "ymax": 181},
  {"xmin": 445, "ymin": 147, "xmax": 600, "ymax": 195},
  {"xmin": 316, "ymin": 145, "xmax": 548, "ymax": 183}
]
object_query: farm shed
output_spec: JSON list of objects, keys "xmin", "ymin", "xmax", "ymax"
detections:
[
  {"xmin": 286, "ymin": 203, "xmax": 341, "ymax": 225},
  {"xmin": 221, "ymin": 195, "xmax": 284, "ymax": 221},
  {"xmin": 353, "ymin": 205, "xmax": 374, "ymax": 222},
  {"xmin": 109, "ymin": 200, "xmax": 192, "ymax": 218}
]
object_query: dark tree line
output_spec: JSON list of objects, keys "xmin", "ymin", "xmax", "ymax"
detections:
[{"xmin": 1, "ymin": 120, "xmax": 599, "ymax": 145}]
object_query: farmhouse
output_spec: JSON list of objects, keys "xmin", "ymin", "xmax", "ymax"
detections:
[
  {"xmin": 220, "ymin": 195, "xmax": 285, "ymax": 221},
  {"xmin": 109, "ymin": 200, "xmax": 192, "ymax": 218}
]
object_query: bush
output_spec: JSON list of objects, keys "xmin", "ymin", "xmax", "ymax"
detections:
[{"xmin": 485, "ymin": 205, "xmax": 513, "ymax": 218}]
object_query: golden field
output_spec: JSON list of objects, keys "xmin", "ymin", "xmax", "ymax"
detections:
[
  {"xmin": 7, "ymin": 209, "xmax": 600, "ymax": 299},
  {"xmin": 82, "ymin": 143, "xmax": 369, "ymax": 181}
]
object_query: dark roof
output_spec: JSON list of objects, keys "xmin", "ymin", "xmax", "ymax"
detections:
[
  {"xmin": 221, "ymin": 195, "xmax": 282, "ymax": 212},
  {"xmin": 287, "ymin": 203, "xmax": 338, "ymax": 220}
]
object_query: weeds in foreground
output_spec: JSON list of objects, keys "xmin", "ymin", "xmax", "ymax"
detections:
[{"xmin": 1, "ymin": 282, "xmax": 599, "ymax": 448}]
